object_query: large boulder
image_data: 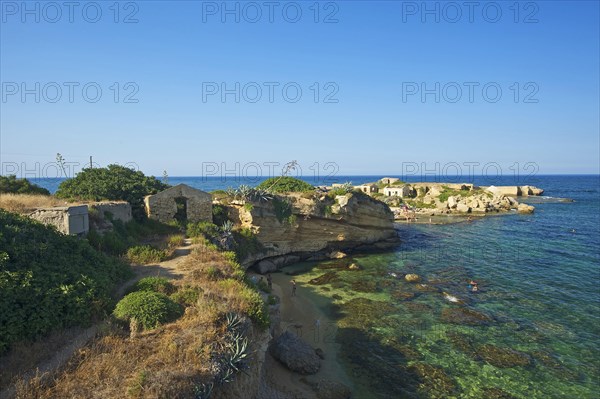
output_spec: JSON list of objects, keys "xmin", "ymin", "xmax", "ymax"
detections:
[
  {"xmin": 456, "ymin": 203, "xmax": 471, "ymax": 213},
  {"xmin": 517, "ymin": 203, "xmax": 535, "ymax": 214},
  {"xmin": 256, "ymin": 259, "xmax": 277, "ymax": 274},
  {"xmin": 447, "ymin": 196, "xmax": 458, "ymax": 209},
  {"xmin": 270, "ymin": 331, "xmax": 321, "ymax": 374}
]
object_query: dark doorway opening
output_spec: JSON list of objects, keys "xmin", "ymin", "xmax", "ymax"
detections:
[{"xmin": 174, "ymin": 197, "xmax": 187, "ymax": 223}]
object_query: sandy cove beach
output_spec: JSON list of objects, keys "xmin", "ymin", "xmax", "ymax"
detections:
[{"xmin": 253, "ymin": 271, "xmax": 354, "ymax": 399}]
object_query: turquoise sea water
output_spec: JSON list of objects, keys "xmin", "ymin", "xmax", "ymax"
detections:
[{"xmin": 34, "ymin": 175, "xmax": 600, "ymax": 398}]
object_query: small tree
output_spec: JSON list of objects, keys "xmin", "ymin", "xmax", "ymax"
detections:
[
  {"xmin": 0, "ymin": 175, "xmax": 51, "ymax": 195},
  {"xmin": 56, "ymin": 164, "xmax": 168, "ymax": 220}
]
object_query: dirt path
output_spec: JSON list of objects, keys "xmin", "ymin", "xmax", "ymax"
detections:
[{"xmin": 0, "ymin": 239, "xmax": 196, "ymax": 399}]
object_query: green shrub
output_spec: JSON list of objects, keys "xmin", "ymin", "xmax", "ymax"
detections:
[
  {"xmin": 212, "ymin": 204, "xmax": 229, "ymax": 226},
  {"xmin": 0, "ymin": 210, "xmax": 132, "ymax": 353},
  {"xmin": 187, "ymin": 221, "xmax": 220, "ymax": 241},
  {"xmin": 167, "ymin": 234, "xmax": 185, "ymax": 248},
  {"xmin": 256, "ymin": 177, "xmax": 314, "ymax": 193},
  {"xmin": 131, "ymin": 277, "xmax": 175, "ymax": 295},
  {"xmin": 55, "ymin": 164, "xmax": 168, "ymax": 220},
  {"xmin": 272, "ymin": 197, "xmax": 292, "ymax": 223},
  {"xmin": 113, "ymin": 291, "xmax": 182, "ymax": 330},
  {"xmin": 126, "ymin": 245, "xmax": 168, "ymax": 264},
  {"xmin": 232, "ymin": 227, "xmax": 263, "ymax": 261},
  {"xmin": 243, "ymin": 203, "xmax": 254, "ymax": 212},
  {"xmin": 170, "ymin": 287, "xmax": 201, "ymax": 306},
  {"xmin": 206, "ymin": 265, "xmax": 221, "ymax": 280},
  {"xmin": 0, "ymin": 175, "xmax": 51, "ymax": 195}
]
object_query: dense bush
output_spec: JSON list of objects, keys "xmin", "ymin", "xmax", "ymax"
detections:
[
  {"xmin": 55, "ymin": 165, "xmax": 168, "ymax": 220},
  {"xmin": 187, "ymin": 221, "xmax": 220, "ymax": 242},
  {"xmin": 0, "ymin": 210, "xmax": 132, "ymax": 353},
  {"xmin": 256, "ymin": 177, "xmax": 314, "ymax": 193},
  {"xmin": 232, "ymin": 227, "xmax": 263, "ymax": 261},
  {"xmin": 130, "ymin": 276, "xmax": 175, "ymax": 295},
  {"xmin": 113, "ymin": 291, "xmax": 182, "ymax": 330},
  {"xmin": 212, "ymin": 204, "xmax": 229, "ymax": 226},
  {"xmin": 0, "ymin": 175, "xmax": 51, "ymax": 195},
  {"xmin": 170, "ymin": 286, "xmax": 201, "ymax": 306},
  {"xmin": 87, "ymin": 219, "xmax": 178, "ymax": 256},
  {"xmin": 125, "ymin": 245, "xmax": 169, "ymax": 264},
  {"xmin": 217, "ymin": 278, "xmax": 269, "ymax": 328}
]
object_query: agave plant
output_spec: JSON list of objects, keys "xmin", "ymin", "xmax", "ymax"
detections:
[
  {"xmin": 221, "ymin": 220, "xmax": 234, "ymax": 235},
  {"xmin": 225, "ymin": 312, "xmax": 244, "ymax": 333},
  {"xmin": 194, "ymin": 382, "xmax": 214, "ymax": 399},
  {"xmin": 341, "ymin": 182, "xmax": 354, "ymax": 193},
  {"xmin": 225, "ymin": 187, "xmax": 236, "ymax": 198},
  {"xmin": 236, "ymin": 185, "xmax": 253, "ymax": 200},
  {"xmin": 250, "ymin": 188, "xmax": 273, "ymax": 202}
]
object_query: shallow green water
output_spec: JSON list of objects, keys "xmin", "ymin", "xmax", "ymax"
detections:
[{"xmin": 282, "ymin": 176, "xmax": 600, "ymax": 399}]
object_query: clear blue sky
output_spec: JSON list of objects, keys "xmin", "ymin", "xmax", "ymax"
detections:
[{"xmin": 1, "ymin": 1, "xmax": 599, "ymax": 177}]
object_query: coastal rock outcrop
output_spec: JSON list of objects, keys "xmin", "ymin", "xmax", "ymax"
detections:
[
  {"xmin": 270, "ymin": 331, "xmax": 321, "ymax": 375},
  {"xmin": 224, "ymin": 192, "xmax": 399, "ymax": 270}
]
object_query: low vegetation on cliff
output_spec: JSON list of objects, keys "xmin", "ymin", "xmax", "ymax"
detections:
[{"xmin": 256, "ymin": 176, "xmax": 314, "ymax": 193}]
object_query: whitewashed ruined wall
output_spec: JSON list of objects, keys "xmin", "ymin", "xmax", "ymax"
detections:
[{"xmin": 29, "ymin": 205, "xmax": 89, "ymax": 235}]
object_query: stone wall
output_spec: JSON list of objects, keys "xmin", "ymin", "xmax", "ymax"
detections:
[
  {"xmin": 144, "ymin": 184, "xmax": 212, "ymax": 223},
  {"xmin": 89, "ymin": 202, "xmax": 132, "ymax": 223},
  {"xmin": 29, "ymin": 205, "xmax": 89, "ymax": 235}
]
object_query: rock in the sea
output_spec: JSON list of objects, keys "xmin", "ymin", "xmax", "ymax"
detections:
[
  {"xmin": 347, "ymin": 262, "xmax": 361, "ymax": 270},
  {"xmin": 308, "ymin": 378, "xmax": 351, "ymax": 399},
  {"xmin": 478, "ymin": 344, "xmax": 532, "ymax": 368},
  {"xmin": 482, "ymin": 387, "xmax": 519, "ymax": 399},
  {"xmin": 441, "ymin": 307, "xmax": 493, "ymax": 326},
  {"xmin": 517, "ymin": 203, "xmax": 535, "ymax": 214},
  {"xmin": 309, "ymin": 271, "xmax": 338, "ymax": 285},
  {"xmin": 271, "ymin": 331, "xmax": 321, "ymax": 374},
  {"xmin": 405, "ymin": 273, "xmax": 421, "ymax": 283},
  {"xmin": 328, "ymin": 251, "xmax": 347, "ymax": 259},
  {"xmin": 409, "ymin": 362, "xmax": 458, "ymax": 398}
]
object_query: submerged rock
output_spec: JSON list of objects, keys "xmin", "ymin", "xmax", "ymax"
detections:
[
  {"xmin": 481, "ymin": 387, "xmax": 519, "ymax": 399},
  {"xmin": 309, "ymin": 271, "xmax": 338, "ymax": 285},
  {"xmin": 350, "ymin": 279, "xmax": 380, "ymax": 293},
  {"xmin": 409, "ymin": 362, "xmax": 458, "ymax": 398},
  {"xmin": 347, "ymin": 262, "xmax": 361, "ymax": 270},
  {"xmin": 270, "ymin": 331, "xmax": 321, "ymax": 374},
  {"xmin": 405, "ymin": 273, "xmax": 422, "ymax": 283},
  {"xmin": 441, "ymin": 307, "xmax": 493, "ymax": 326},
  {"xmin": 478, "ymin": 344, "xmax": 532, "ymax": 368},
  {"xmin": 392, "ymin": 290, "xmax": 416, "ymax": 301}
]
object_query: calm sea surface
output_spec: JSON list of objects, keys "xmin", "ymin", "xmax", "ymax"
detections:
[{"xmin": 33, "ymin": 175, "xmax": 600, "ymax": 398}]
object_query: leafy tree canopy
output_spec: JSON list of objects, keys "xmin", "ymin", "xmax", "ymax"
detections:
[
  {"xmin": 56, "ymin": 165, "xmax": 168, "ymax": 219},
  {"xmin": 256, "ymin": 177, "xmax": 314, "ymax": 193},
  {"xmin": 0, "ymin": 175, "xmax": 51, "ymax": 195}
]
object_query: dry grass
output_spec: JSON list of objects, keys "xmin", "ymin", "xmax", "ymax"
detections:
[
  {"xmin": 0, "ymin": 194, "xmax": 68, "ymax": 214},
  {"xmin": 11, "ymin": 240, "xmax": 263, "ymax": 399}
]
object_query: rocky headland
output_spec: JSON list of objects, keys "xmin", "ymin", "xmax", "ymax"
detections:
[
  {"xmin": 352, "ymin": 178, "xmax": 543, "ymax": 220},
  {"xmin": 217, "ymin": 191, "xmax": 400, "ymax": 272}
]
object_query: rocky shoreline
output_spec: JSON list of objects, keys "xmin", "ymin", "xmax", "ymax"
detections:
[{"xmin": 350, "ymin": 178, "xmax": 543, "ymax": 220}]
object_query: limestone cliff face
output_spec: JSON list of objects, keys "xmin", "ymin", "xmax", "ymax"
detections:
[{"xmin": 225, "ymin": 192, "xmax": 399, "ymax": 271}]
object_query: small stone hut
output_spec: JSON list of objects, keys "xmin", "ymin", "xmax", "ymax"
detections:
[
  {"xmin": 29, "ymin": 205, "xmax": 89, "ymax": 235},
  {"xmin": 144, "ymin": 184, "xmax": 212, "ymax": 223}
]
